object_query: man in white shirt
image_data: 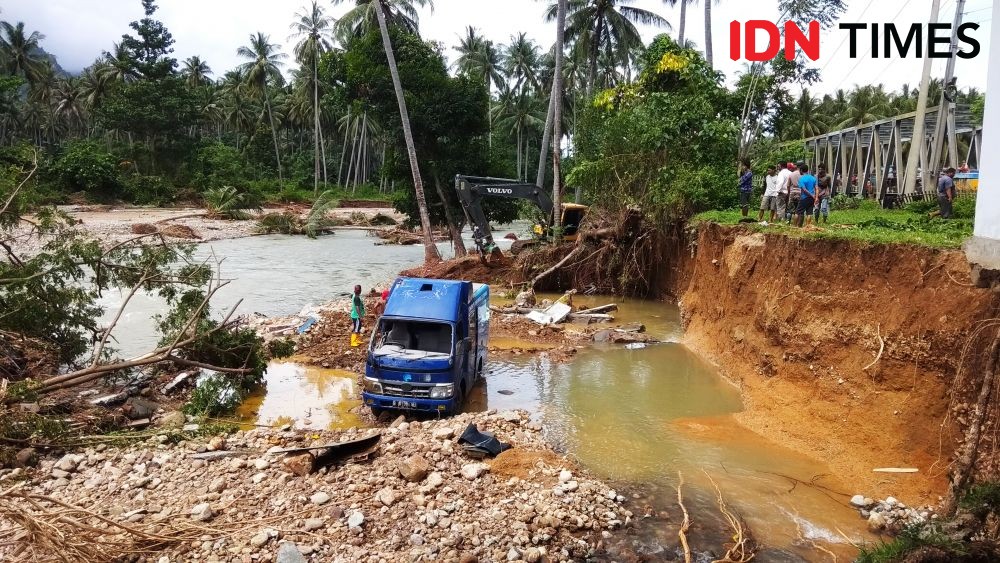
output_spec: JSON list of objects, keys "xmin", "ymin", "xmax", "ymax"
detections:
[
  {"xmin": 774, "ymin": 161, "xmax": 792, "ymax": 223},
  {"xmin": 758, "ymin": 165, "xmax": 779, "ymax": 222}
]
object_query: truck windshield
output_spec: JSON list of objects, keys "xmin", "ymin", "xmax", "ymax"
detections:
[{"xmin": 372, "ymin": 320, "xmax": 453, "ymax": 358}]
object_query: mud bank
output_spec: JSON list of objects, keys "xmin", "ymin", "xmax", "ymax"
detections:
[{"xmin": 674, "ymin": 223, "xmax": 998, "ymax": 504}]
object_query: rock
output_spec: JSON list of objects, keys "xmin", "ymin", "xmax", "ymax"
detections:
[
  {"xmin": 885, "ymin": 496, "xmax": 899, "ymax": 506},
  {"xmin": 15, "ymin": 448, "xmax": 37, "ymax": 467},
  {"xmin": 868, "ymin": 511, "xmax": 887, "ymax": 531},
  {"xmin": 461, "ymin": 463, "xmax": 487, "ymax": 480},
  {"xmin": 250, "ymin": 530, "xmax": 272, "ymax": 548},
  {"xmin": 398, "ymin": 455, "xmax": 430, "ymax": 482},
  {"xmin": 276, "ymin": 543, "xmax": 308, "ymax": 563},
  {"xmin": 251, "ymin": 472, "xmax": 267, "ymax": 484},
  {"xmin": 283, "ymin": 453, "xmax": 314, "ymax": 476},
  {"xmin": 559, "ymin": 470, "xmax": 572, "ymax": 483},
  {"xmin": 131, "ymin": 223, "xmax": 158, "ymax": 235},
  {"xmin": 208, "ymin": 476, "xmax": 227, "ymax": 493},
  {"xmin": 514, "ymin": 288, "xmax": 536, "ymax": 307},
  {"xmin": 524, "ymin": 547, "xmax": 542, "ymax": 563},
  {"xmin": 426, "ymin": 471, "xmax": 444, "ymax": 489},
  {"xmin": 310, "ymin": 491, "xmax": 331, "ymax": 505},
  {"xmin": 500, "ymin": 410, "xmax": 521, "ymax": 423},
  {"xmin": 253, "ymin": 458, "xmax": 269, "ymax": 470},
  {"xmin": 303, "ymin": 518, "xmax": 325, "ymax": 531},
  {"xmin": 160, "ymin": 224, "xmax": 201, "ymax": 240},
  {"xmin": 207, "ymin": 436, "xmax": 226, "ymax": 451},
  {"xmin": 850, "ymin": 494, "xmax": 867, "ymax": 508},
  {"xmin": 159, "ymin": 411, "xmax": 186, "ymax": 428},
  {"xmin": 432, "ymin": 427, "xmax": 455, "ymax": 440},
  {"xmin": 50, "ymin": 468, "xmax": 70, "ymax": 479},
  {"xmin": 563, "ymin": 480, "xmax": 579, "ymax": 492},
  {"xmin": 459, "ymin": 555, "xmax": 478, "ymax": 563},
  {"xmin": 410, "ymin": 533, "xmax": 425, "ymax": 546},
  {"xmin": 123, "ymin": 397, "xmax": 158, "ymax": 420},
  {"xmin": 507, "ymin": 547, "xmax": 521, "ymax": 561},
  {"xmin": 347, "ymin": 511, "xmax": 364, "ymax": 529},
  {"xmin": 54, "ymin": 454, "xmax": 82, "ymax": 472},
  {"xmin": 190, "ymin": 503, "xmax": 214, "ymax": 522},
  {"xmin": 375, "ymin": 487, "xmax": 397, "ymax": 507}
]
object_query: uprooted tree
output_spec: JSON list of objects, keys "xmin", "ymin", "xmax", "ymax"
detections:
[{"xmin": 0, "ymin": 146, "xmax": 266, "ymax": 407}]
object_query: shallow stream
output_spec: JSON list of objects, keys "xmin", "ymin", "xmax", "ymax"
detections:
[{"xmin": 98, "ymin": 229, "xmax": 869, "ymax": 560}]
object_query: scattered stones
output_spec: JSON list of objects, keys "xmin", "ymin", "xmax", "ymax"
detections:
[
  {"xmin": 347, "ymin": 510, "xmax": 365, "ymax": 529},
  {"xmin": 850, "ymin": 494, "xmax": 868, "ymax": 508},
  {"xmin": 432, "ymin": 427, "xmax": 455, "ymax": 440},
  {"xmin": 397, "ymin": 454, "xmax": 430, "ymax": 482},
  {"xmin": 276, "ymin": 542, "xmax": 308, "ymax": 563},
  {"xmin": 375, "ymin": 487, "xmax": 397, "ymax": 507},
  {"xmin": 283, "ymin": 453, "xmax": 314, "ymax": 476},
  {"xmin": 208, "ymin": 476, "xmax": 227, "ymax": 493},
  {"xmin": 253, "ymin": 458, "xmax": 269, "ymax": 470},
  {"xmin": 426, "ymin": 471, "xmax": 444, "ymax": 489},
  {"xmin": 303, "ymin": 518, "xmax": 325, "ymax": 531},
  {"xmin": 559, "ymin": 469, "xmax": 573, "ymax": 483},
  {"xmin": 207, "ymin": 436, "xmax": 226, "ymax": 451},
  {"xmin": 53, "ymin": 454, "xmax": 83, "ymax": 472}
]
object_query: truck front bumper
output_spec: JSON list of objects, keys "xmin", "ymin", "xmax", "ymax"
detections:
[{"xmin": 362, "ymin": 392, "xmax": 457, "ymax": 415}]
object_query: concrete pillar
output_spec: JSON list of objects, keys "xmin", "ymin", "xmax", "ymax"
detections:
[{"xmin": 966, "ymin": 0, "xmax": 1000, "ymax": 281}]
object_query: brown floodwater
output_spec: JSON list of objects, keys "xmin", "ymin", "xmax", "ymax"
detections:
[{"xmin": 235, "ymin": 297, "xmax": 871, "ymax": 560}]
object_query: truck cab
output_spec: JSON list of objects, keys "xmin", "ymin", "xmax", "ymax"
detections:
[{"xmin": 362, "ymin": 277, "xmax": 489, "ymax": 416}]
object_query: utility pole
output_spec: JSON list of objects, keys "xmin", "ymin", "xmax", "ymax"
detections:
[
  {"xmin": 929, "ymin": 0, "xmax": 967, "ymax": 178},
  {"xmin": 903, "ymin": 0, "xmax": 942, "ymax": 195}
]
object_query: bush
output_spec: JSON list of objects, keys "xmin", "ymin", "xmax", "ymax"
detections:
[
  {"xmin": 184, "ymin": 374, "xmax": 244, "ymax": 416},
  {"xmin": 831, "ymin": 194, "xmax": 860, "ymax": 210},
  {"xmin": 856, "ymin": 523, "xmax": 965, "ymax": 563},
  {"xmin": 192, "ymin": 142, "xmax": 245, "ymax": 191},
  {"xmin": 51, "ymin": 141, "xmax": 122, "ymax": 201},
  {"xmin": 905, "ymin": 198, "xmax": 938, "ymax": 214},
  {"xmin": 267, "ymin": 338, "xmax": 296, "ymax": 359},
  {"xmin": 122, "ymin": 174, "xmax": 176, "ymax": 206},
  {"xmin": 953, "ymin": 196, "xmax": 976, "ymax": 219},
  {"xmin": 959, "ymin": 482, "xmax": 1000, "ymax": 517}
]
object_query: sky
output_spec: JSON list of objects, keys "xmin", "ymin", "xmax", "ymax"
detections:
[{"xmin": 2, "ymin": 0, "xmax": 994, "ymax": 95}]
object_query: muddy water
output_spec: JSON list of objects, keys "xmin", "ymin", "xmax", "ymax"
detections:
[
  {"xmin": 235, "ymin": 361, "xmax": 363, "ymax": 431},
  {"xmin": 471, "ymin": 298, "xmax": 869, "ymax": 561}
]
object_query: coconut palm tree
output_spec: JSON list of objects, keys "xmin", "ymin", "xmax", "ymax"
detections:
[
  {"xmin": 237, "ymin": 32, "xmax": 287, "ymax": 183},
  {"xmin": 676, "ymin": 0, "xmax": 693, "ymax": 45},
  {"xmin": 290, "ymin": 0, "xmax": 336, "ymax": 193},
  {"xmin": 369, "ymin": 0, "xmax": 440, "ymax": 263},
  {"xmin": 220, "ymin": 69, "xmax": 256, "ymax": 149},
  {"xmin": 494, "ymin": 86, "xmax": 546, "ymax": 181},
  {"xmin": 503, "ymin": 33, "xmax": 541, "ymax": 94},
  {"xmin": 181, "ymin": 56, "xmax": 212, "ymax": 88},
  {"xmin": 53, "ymin": 77, "xmax": 86, "ymax": 137},
  {"xmin": 0, "ymin": 21, "xmax": 46, "ymax": 84},
  {"xmin": 551, "ymin": 0, "xmax": 567, "ymax": 217},
  {"xmin": 546, "ymin": 0, "xmax": 671, "ymax": 98},
  {"xmin": 704, "ymin": 0, "xmax": 718, "ymax": 68},
  {"xmin": 333, "ymin": 0, "xmax": 433, "ymax": 40},
  {"xmin": 99, "ymin": 43, "xmax": 139, "ymax": 83},
  {"xmin": 835, "ymin": 85, "xmax": 890, "ymax": 129},
  {"xmin": 454, "ymin": 26, "xmax": 505, "ymax": 148},
  {"xmin": 786, "ymin": 89, "xmax": 828, "ymax": 140}
]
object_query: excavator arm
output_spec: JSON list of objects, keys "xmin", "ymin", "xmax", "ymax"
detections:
[{"xmin": 454, "ymin": 175, "xmax": 554, "ymax": 258}]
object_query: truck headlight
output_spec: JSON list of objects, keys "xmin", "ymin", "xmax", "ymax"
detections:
[
  {"xmin": 363, "ymin": 378, "xmax": 382, "ymax": 394},
  {"xmin": 429, "ymin": 384, "xmax": 454, "ymax": 399}
]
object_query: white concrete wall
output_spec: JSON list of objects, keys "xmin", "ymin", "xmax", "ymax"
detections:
[{"xmin": 974, "ymin": 0, "xmax": 1000, "ymax": 239}]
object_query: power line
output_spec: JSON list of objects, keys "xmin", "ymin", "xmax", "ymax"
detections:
[
  {"xmin": 818, "ymin": 0, "xmax": 876, "ymax": 75},
  {"xmin": 831, "ymin": 0, "xmax": 916, "ymax": 93}
]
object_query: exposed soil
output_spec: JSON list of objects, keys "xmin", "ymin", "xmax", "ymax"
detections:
[{"xmin": 677, "ymin": 223, "xmax": 999, "ymax": 504}]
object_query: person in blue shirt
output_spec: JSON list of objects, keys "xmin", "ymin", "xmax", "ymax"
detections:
[
  {"xmin": 794, "ymin": 163, "xmax": 818, "ymax": 227},
  {"xmin": 737, "ymin": 159, "xmax": 753, "ymax": 218}
]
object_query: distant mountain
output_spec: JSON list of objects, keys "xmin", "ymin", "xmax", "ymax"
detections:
[{"xmin": 30, "ymin": 46, "xmax": 71, "ymax": 78}]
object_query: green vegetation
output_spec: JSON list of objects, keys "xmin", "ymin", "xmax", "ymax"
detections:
[
  {"xmin": 694, "ymin": 206, "xmax": 974, "ymax": 248},
  {"xmin": 856, "ymin": 524, "xmax": 967, "ymax": 563},
  {"xmin": 267, "ymin": 338, "xmax": 296, "ymax": 359},
  {"xmin": 960, "ymin": 482, "xmax": 1000, "ymax": 517}
]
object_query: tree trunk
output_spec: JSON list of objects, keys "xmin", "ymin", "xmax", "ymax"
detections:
[
  {"xmin": 704, "ymin": 0, "xmax": 714, "ymax": 68},
  {"xmin": 320, "ymin": 121, "xmax": 328, "ymax": 187},
  {"xmin": 434, "ymin": 174, "xmax": 467, "ymax": 258},
  {"xmin": 536, "ymin": 87, "xmax": 556, "ymax": 189},
  {"xmin": 943, "ymin": 331, "xmax": 1000, "ymax": 516},
  {"xmin": 587, "ymin": 19, "xmax": 601, "ymax": 99},
  {"xmin": 265, "ymin": 90, "xmax": 283, "ymax": 184},
  {"xmin": 313, "ymin": 56, "xmax": 321, "ymax": 195},
  {"xmin": 679, "ymin": 0, "xmax": 687, "ymax": 45},
  {"xmin": 516, "ymin": 127, "xmax": 522, "ymax": 181},
  {"xmin": 338, "ymin": 107, "xmax": 351, "ymax": 186},
  {"xmin": 375, "ymin": 4, "xmax": 441, "ymax": 264},
  {"xmin": 552, "ymin": 0, "xmax": 567, "ymax": 232}
]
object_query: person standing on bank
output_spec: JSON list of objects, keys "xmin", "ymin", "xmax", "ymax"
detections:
[
  {"xmin": 737, "ymin": 159, "xmax": 753, "ymax": 218},
  {"xmin": 795, "ymin": 163, "xmax": 818, "ymax": 227},
  {"xmin": 938, "ymin": 167, "xmax": 957, "ymax": 219},
  {"xmin": 350, "ymin": 284, "xmax": 366, "ymax": 347},
  {"xmin": 814, "ymin": 164, "xmax": 832, "ymax": 224},
  {"xmin": 759, "ymin": 165, "xmax": 779, "ymax": 222}
]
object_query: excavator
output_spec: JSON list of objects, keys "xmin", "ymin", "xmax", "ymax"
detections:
[{"xmin": 454, "ymin": 175, "xmax": 588, "ymax": 262}]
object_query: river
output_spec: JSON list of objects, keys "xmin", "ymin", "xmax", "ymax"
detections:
[{"xmin": 99, "ymin": 229, "xmax": 869, "ymax": 560}]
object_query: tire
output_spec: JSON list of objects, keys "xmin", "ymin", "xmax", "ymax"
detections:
[{"xmin": 369, "ymin": 406, "xmax": 384, "ymax": 418}]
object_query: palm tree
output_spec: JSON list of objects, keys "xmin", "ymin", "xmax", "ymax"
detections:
[
  {"xmin": 503, "ymin": 33, "xmax": 541, "ymax": 93},
  {"xmin": 0, "ymin": 21, "xmax": 46, "ymax": 84},
  {"xmin": 290, "ymin": 0, "xmax": 336, "ymax": 193},
  {"xmin": 494, "ymin": 86, "xmax": 546, "ymax": 180},
  {"xmin": 333, "ymin": 0, "xmax": 433, "ymax": 39},
  {"xmin": 220, "ymin": 69, "xmax": 256, "ymax": 149},
  {"xmin": 237, "ymin": 32, "xmax": 288, "ymax": 183},
  {"xmin": 677, "ymin": 0, "xmax": 692, "ymax": 45},
  {"xmin": 835, "ymin": 85, "xmax": 890, "ymax": 129},
  {"xmin": 53, "ymin": 77, "xmax": 86, "ymax": 137},
  {"xmin": 181, "ymin": 56, "xmax": 212, "ymax": 88},
  {"xmin": 454, "ymin": 26, "xmax": 504, "ymax": 147},
  {"xmin": 371, "ymin": 0, "xmax": 440, "ymax": 263},
  {"xmin": 551, "ymin": 0, "xmax": 567, "ymax": 219},
  {"xmin": 788, "ymin": 89, "xmax": 827, "ymax": 139},
  {"xmin": 704, "ymin": 0, "xmax": 718, "ymax": 68},
  {"xmin": 546, "ymin": 0, "xmax": 671, "ymax": 98},
  {"xmin": 99, "ymin": 43, "xmax": 139, "ymax": 83}
]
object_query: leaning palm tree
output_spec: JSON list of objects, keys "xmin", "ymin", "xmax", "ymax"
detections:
[
  {"xmin": 333, "ymin": 0, "xmax": 433, "ymax": 40},
  {"xmin": 545, "ymin": 0, "xmax": 671, "ymax": 98},
  {"xmin": 181, "ymin": 56, "xmax": 212, "ymax": 88},
  {"xmin": 290, "ymin": 0, "xmax": 336, "ymax": 193},
  {"xmin": 237, "ymin": 32, "xmax": 288, "ymax": 183},
  {"xmin": 0, "ymin": 21, "xmax": 46, "ymax": 84},
  {"xmin": 370, "ymin": 0, "xmax": 440, "ymax": 263}
]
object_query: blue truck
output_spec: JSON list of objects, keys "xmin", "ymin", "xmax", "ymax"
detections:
[{"xmin": 362, "ymin": 277, "xmax": 490, "ymax": 416}]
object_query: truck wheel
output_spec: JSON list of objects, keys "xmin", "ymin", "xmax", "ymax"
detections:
[{"xmin": 369, "ymin": 406, "xmax": 384, "ymax": 418}]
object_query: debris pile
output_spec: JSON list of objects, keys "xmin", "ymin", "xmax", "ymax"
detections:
[
  {"xmin": 0, "ymin": 410, "xmax": 633, "ymax": 562},
  {"xmin": 850, "ymin": 494, "xmax": 938, "ymax": 532}
]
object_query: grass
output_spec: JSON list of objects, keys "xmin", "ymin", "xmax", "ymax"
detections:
[
  {"xmin": 693, "ymin": 206, "xmax": 974, "ymax": 248},
  {"xmin": 856, "ymin": 524, "xmax": 966, "ymax": 563}
]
